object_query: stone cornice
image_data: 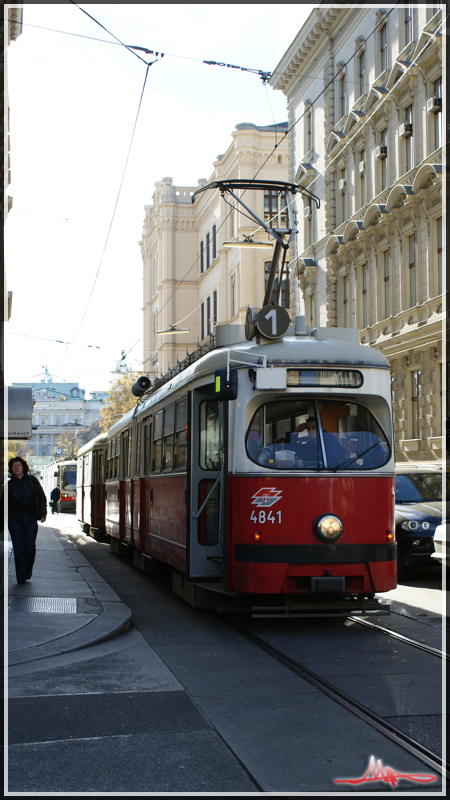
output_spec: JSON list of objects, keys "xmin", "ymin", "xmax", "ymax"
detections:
[{"xmin": 269, "ymin": 6, "xmax": 346, "ymax": 95}]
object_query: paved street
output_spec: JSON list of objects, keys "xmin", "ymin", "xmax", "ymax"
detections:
[{"xmin": 6, "ymin": 514, "xmax": 446, "ymax": 794}]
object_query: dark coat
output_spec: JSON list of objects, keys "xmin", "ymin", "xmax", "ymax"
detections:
[
  {"xmin": 50, "ymin": 487, "xmax": 61, "ymax": 503},
  {"xmin": 8, "ymin": 474, "xmax": 47, "ymax": 521}
]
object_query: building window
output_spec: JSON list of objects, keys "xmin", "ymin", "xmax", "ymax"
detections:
[
  {"xmin": 305, "ymin": 107, "xmax": 313, "ymax": 153},
  {"xmin": 338, "ymin": 168, "xmax": 346, "ymax": 225},
  {"xmin": 342, "ymin": 274, "xmax": 349, "ymax": 326},
  {"xmin": 383, "ymin": 249, "xmax": 390, "ymax": 319},
  {"xmin": 437, "ymin": 217, "xmax": 443, "ymax": 296},
  {"xmin": 306, "ymin": 293, "xmax": 314, "ymax": 327},
  {"xmin": 433, "ymin": 77, "xmax": 442, "ymax": 150},
  {"xmin": 358, "ymin": 49, "xmax": 366, "ymax": 98},
  {"xmin": 361, "ymin": 264, "xmax": 368, "ymax": 328},
  {"xmin": 206, "ymin": 295, "xmax": 211, "ymax": 336},
  {"xmin": 213, "ymin": 290, "xmax": 217, "ymax": 324},
  {"xmin": 212, "ymin": 224, "xmax": 217, "ymax": 260},
  {"xmin": 200, "ymin": 241, "xmax": 204, "ymax": 273},
  {"xmin": 408, "ymin": 234, "xmax": 416, "ymax": 307},
  {"xmin": 411, "ymin": 370, "xmax": 421, "ymax": 438},
  {"xmin": 265, "ymin": 261, "xmax": 289, "ymax": 308},
  {"xmin": 201, "ymin": 302, "xmax": 205, "ymax": 340},
  {"xmin": 405, "ymin": 105, "xmax": 414, "ymax": 172},
  {"xmin": 358, "ymin": 149, "xmax": 365, "ymax": 208},
  {"xmin": 264, "ymin": 190, "xmax": 287, "ymax": 228},
  {"xmin": 339, "ymin": 73, "xmax": 346, "ymax": 119},
  {"xmin": 380, "ymin": 22, "xmax": 388, "ymax": 72},
  {"xmin": 380, "ymin": 128, "xmax": 388, "ymax": 190},
  {"xmin": 206, "ymin": 232, "xmax": 210, "ymax": 270},
  {"xmin": 405, "ymin": 1, "xmax": 413, "ymax": 45},
  {"xmin": 304, "ymin": 199, "xmax": 312, "ymax": 248}
]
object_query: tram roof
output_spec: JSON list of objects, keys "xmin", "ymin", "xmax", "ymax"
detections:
[
  {"xmin": 127, "ymin": 332, "xmax": 390, "ymax": 422},
  {"xmin": 76, "ymin": 432, "xmax": 108, "ymax": 457}
]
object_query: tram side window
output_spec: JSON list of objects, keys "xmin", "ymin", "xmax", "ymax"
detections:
[
  {"xmin": 163, "ymin": 404, "xmax": 175, "ymax": 471},
  {"xmin": 121, "ymin": 430, "xmax": 131, "ymax": 479},
  {"xmin": 174, "ymin": 397, "xmax": 188, "ymax": 470},
  {"xmin": 98, "ymin": 452, "xmax": 104, "ymax": 484},
  {"xmin": 106, "ymin": 439, "xmax": 117, "ymax": 480},
  {"xmin": 152, "ymin": 411, "xmax": 163, "ymax": 472},
  {"xmin": 114, "ymin": 436, "xmax": 120, "ymax": 479},
  {"xmin": 106, "ymin": 441, "xmax": 112, "ymax": 480},
  {"xmin": 143, "ymin": 419, "xmax": 151, "ymax": 475},
  {"xmin": 84, "ymin": 454, "xmax": 91, "ymax": 485},
  {"xmin": 246, "ymin": 399, "xmax": 390, "ymax": 470},
  {"xmin": 200, "ymin": 401, "xmax": 222, "ymax": 470},
  {"xmin": 134, "ymin": 424, "xmax": 141, "ymax": 477}
]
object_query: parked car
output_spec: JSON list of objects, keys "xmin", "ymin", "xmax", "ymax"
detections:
[
  {"xmin": 394, "ymin": 465, "xmax": 444, "ymax": 579},
  {"xmin": 431, "ymin": 522, "xmax": 448, "ymax": 568}
]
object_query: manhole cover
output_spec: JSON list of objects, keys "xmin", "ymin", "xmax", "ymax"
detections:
[{"xmin": 8, "ymin": 596, "xmax": 78, "ymax": 613}]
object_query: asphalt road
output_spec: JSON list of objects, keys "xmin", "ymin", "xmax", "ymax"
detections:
[{"xmin": 8, "ymin": 514, "xmax": 446, "ymax": 794}]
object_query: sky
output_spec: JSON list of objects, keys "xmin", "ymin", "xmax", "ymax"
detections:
[{"xmin": 5, "ymin": 2, "xmax": 317, "ymax": 396}]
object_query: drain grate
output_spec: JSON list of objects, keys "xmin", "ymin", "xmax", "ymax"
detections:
[{"xmin": 8, "ymin": 596, "xmax": 78, "ymax": 613}]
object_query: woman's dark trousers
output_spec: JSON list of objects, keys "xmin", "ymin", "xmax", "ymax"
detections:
[{"xmin": 9, "ymin": 517, "xmax": 38, "ymax": 583}]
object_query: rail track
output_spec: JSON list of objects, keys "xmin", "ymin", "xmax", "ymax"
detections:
[{"xmin": 225, "ymin": 614, "xmax": 447, "ymax": 781}]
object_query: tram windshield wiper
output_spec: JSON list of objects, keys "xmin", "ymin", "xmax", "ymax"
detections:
[{"xmin": 331, "ymin": 441, "xmax": 381, "ymax": 472}]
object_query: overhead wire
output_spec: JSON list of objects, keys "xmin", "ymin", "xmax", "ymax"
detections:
[
  {"xmin": 15, "ymin": 3, "xmax": 439, "ymax": 372},
  {"xmin": 57, "ymin": 4, "xmax": 162, "ymax": 374}
]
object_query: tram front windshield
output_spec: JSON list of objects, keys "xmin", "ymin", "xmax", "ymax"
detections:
[
  {"xmin": 246, "ymin": 399, "xmax": 390, "ymax": 470},
  {"xmin": 61, "ymin": 466, "xmax": 77, "ymax": 491}
]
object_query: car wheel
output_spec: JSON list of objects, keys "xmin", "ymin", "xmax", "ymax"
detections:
[{"xmin": 397, "ymin": 550, "xmax": 409, "ymax": 581}]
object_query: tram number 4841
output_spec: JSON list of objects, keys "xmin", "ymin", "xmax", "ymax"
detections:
[{"xmin": 250, "ymin": 510, "xmax": 282, "ymax": 524}]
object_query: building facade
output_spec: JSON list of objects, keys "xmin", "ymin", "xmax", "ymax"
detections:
[
  {"xmin": 270, "ymin": 3, "xmax": 444, "ymax": 463},
  {"xmin": 13, "ymin": 373, "xmax": 108, "ymax": 467},
  {"xmin": 140, "ymin": 122, "xmax": 289, "ymax": 378}
]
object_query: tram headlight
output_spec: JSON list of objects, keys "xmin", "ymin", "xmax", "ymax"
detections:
[{"xmin": 314, "ymin": 515, "xmax": 343, "ymax": 543}]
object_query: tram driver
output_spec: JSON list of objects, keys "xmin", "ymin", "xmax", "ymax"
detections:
[{"xmin": 293, "ymin": 416, "xmax": 346, "ymax": 468}]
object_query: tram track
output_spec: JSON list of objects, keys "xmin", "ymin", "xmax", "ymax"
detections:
[
  {"xmin": 224, "ymin": 615, "xmax": 447, "ymax": 780},
  {"xmin": 348, "ymin": 615, "xmax": 446, "ymax": 660}
]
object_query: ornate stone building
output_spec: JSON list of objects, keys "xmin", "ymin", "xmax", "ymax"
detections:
[
  {"xmin": 270, "ymin": 3, "xmax": 444, "ymax": 463},
  {"xmin": 140, "ymin": 123, "xmax": 289, "ymax": 378},
  {"xmin": 12, "ymin": 373, "xmax": 108, "ymax": 469}
]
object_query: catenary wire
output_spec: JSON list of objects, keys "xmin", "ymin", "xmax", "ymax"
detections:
[
  {"xmin": 57, "ymin": 58, "xmax": 153, "ymax": 377},
  {"xmin": 16, "ymin": 3, "xmax": 430, "ymax": 368}
]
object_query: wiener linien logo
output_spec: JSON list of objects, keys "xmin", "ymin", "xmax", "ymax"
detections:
[{"xmin": 251, "ymin": 488, "xmax": 282, "ymax": 508}]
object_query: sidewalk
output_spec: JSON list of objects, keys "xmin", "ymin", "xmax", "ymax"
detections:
[{"xmin": 7, "ymin": 521, "xmax": 132, "ymax": 666}]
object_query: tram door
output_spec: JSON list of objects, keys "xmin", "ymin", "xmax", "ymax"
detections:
[{"xmin": 188, "ymin": 389, "xmax": 225, "ymax": 581}]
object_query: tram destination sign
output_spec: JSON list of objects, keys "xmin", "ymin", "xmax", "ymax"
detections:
[{"xmin": 286, "ymin": 369, "xmax": 363, "ymax": 388}]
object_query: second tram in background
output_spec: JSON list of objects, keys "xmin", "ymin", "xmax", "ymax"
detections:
[
  {"xmin": 40, "ymin": 459, "xmax": 77, "ymax": 513},
  {"xmin": 77, "ymin": 319, "xmax": 397, "ymax": 616}
]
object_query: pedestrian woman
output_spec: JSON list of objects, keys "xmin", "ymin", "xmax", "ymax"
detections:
[{"xmin": 8, "ymin": 457, "xmax": 47, "ymax": 585}]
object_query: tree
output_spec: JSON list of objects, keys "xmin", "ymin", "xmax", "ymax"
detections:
[
  {"xmin": 99, "ymin": 372, "xmax": 140, "ymax": 433},
  {"xmin": 7, "ymin": 440, "xmax": 35, "ymax": 463},
  {"xmin": 77, "ymin": 421, "xmax": 102, "ymax": 448},
  {"xmin": 56, "ymin": 430, "xmax": 82, "ymax": 459}
]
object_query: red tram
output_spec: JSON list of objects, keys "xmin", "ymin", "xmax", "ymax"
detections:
[{"xmin": 77, "ymin": 321, "xmax": 396, "ymax": 615}]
